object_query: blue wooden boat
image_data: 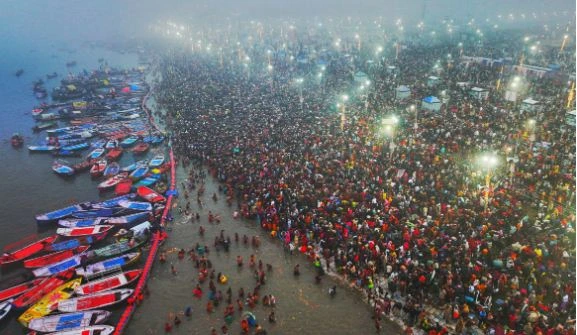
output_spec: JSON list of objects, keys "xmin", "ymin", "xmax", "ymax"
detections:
[
  {"xmin": 36, "ymin": 203, "xmax": 90, "ymax": 224},
  {"xmin": 120, "ymin": 136, "xmax": 138, "ymax": 148},
  {"xmin": 33, "ymin": 254, "xmax": 85, "ymax": 277},
  {"xmin": 46, "ymin": 236, "xmax": 96, "ymax": 252},
  {"xmin": 27, "ymin": 310, "xmax": 111, "ymax": 333},
  {"xmin": 90, "ymin": 139, "xmax": 107, "ymax": 149},
  {"xmin": 118, "ymin": 200, "xmax": 152, "ymax": 212},
  {"xmin": 150, "ymin": 136, "xmax": 165, "ymax": 145},
  {"xmin": 58, "ymin": 211, "xmax": 148, "ymax": 228},
  {"xmin": 121, "ymin": 160, "xmax": 147, "ymax": 172},
  {"xmin": 148, "ymin": 155, "xmax": 165, "ymax": 168},
  {"xmin": 76, "ymin": 252, "xmax": 140, "ymax": 277},
  {"xmin": 52, "ymin": 160, "xmax": 75, "ymax": 176},
  {"xmin": 92, "ymin": 194, "xmax": 136, "ymax": 209},
  {"xmin": 71, "ymin": 207, "xmax": 126, "ymax": 219},
  {"xmin": 88, "ymin": 148, "xmax": 105, "ymax": 159},
  {"xmin": 52, "ymin": 138, "xmax": 85, "ymax": 146},
  {"xmin": 105, "ymin": 139, "xmax": 118, "ymax": 149},
  {"xmin": 103, "ymin": 162, "xmax": 120, "ymax": 178},
  {"xmin": 61, "ymin": 142, "xmax": 89, "ymax": 151},
  {"xmin": 132, "ymin": 175, "xmax": 160, "ymax": 188},
  {"xmin": 52, "ymin": 149, "xmax": 81, "ymax": 158},
  {"xmin": 28, "ymin": 145, "xmax": 57, "ymax": 152},
  {"xmin": 129, "ymin": 165, "xmax": 148, "ymax": 180}
]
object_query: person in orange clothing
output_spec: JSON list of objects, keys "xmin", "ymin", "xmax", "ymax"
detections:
[{"xmin": 241, "ymin": 319, "xmax": 249, "ymax": 334}]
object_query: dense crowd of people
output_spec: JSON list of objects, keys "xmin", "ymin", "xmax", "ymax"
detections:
[{"xmin": 153, "ymin": 23, "xmax": 575, "ymax": 334}]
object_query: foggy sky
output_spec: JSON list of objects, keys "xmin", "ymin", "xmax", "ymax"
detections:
[{"xmin": 1, "ymin": 0, "xmax": 574, "ymax": 45}]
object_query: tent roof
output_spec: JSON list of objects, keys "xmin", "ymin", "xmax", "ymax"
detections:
[
  {"xmin": 471, "ymin": 87, "xmax": 486, "ymax": 92},
  {"xmin": 423, "ymin": 96, "xmax": 441, "ymax": 103},
  {"xmin": 522, "ymin": 98, "xmax": 540, "ymax": 105},
  {"xmin": 397, "ymin": 85, "xmax": 410, "ymax": 92}
]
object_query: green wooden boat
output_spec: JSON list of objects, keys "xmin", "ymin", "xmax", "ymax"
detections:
[{"xmin": 92, "ymin": 236, "xmax": 148, "ymax": 259}]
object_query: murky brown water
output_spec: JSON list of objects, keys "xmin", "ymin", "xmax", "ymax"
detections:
[{"xmin": 125, "ymin": 163, "xmax": 403, "ymax": 335}]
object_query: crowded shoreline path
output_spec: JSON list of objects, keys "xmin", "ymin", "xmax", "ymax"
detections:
[{"xmin": 125, "ymin": 157, "xmax": 397, "ymax": 334}]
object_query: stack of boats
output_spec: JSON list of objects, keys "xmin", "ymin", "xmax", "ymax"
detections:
[{"xmin": 0, "ymin": 188, "xmax": 167, "ymax": 334}]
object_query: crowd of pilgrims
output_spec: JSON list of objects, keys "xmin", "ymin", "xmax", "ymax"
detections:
[{"xmin": 152, "ymin": 27, "xmax": 575, "ymax": 334}]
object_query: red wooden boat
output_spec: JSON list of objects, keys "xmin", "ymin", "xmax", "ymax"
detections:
[
  {"xmin": 105, "ymin": 148, "xmax": 123, "ymax": 161},
  {"xmin": 0, "ymin": 235, "xmax": 58, "ymax": 265},
  {"xmin": 98, "ymin": 173, "xmax": 128, "ymax": 192},
  {"xmin": 136, "ymin": 186, "xmax": 165, "ymax": 203},
  {"xmin": 75, "ymin": 269, "xmax": 141, "ymax": 295},
  {"xmin": 131, "ymin": 143, "xmax": 149, "ymax": 155},
  {"xmin": 90, "ymin": 159, "xmax": 107, "ymax": 178},
  {"xmin": 12, "ymin": 270, "xmax": 74, "ymax": 309},
  {"xmin": 23, "ymin": 245, "xmax": 90, "ymax": 269},
  {"xmin": 56, "ymin": 225, "xmax": 113, "ymax": 237},
  {"xmin": 57, "ymin": 288, "xmax": 134, "ymax": 312},
  {"xmin": 0, "ymin": 278, "xmax": 43, "ymax": 301},
  {"xmin": 72, "ymin": 159, "xmax": 95, "ymax": 173},
  {"xmin": 114, "ymin": 179, "xmax": 133, "ymax": 196}
]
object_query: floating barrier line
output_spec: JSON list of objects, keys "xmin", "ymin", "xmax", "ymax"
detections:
[{"xmin": 114, "ymin": 83, "xmax": 176, "ymax": 335}]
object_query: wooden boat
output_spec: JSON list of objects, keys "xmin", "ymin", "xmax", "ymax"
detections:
[
  {"xmin": 72, "ymin": 159, "xmax": 94, "ymax": 173},
  {"xmin": 92, "ymin": 237, "xmax": 147, "ymax": 259},
  {"xmin": 28, "ymin": 145, "xmax": 57, "ymax": 152},
  {"xmin": 12, "ymin": 270, "xmax": 74, "ymax": 309},
  {"xmin": 58, "ymin": 211, "xmax": 147, "ymax": 228},
  {"xmin": 72, "ymin": 207, "xmax": 127, "ymax": 219},
  {"xmin": 46, "ymin": 236, "xmax": 101, "ymax": 252},
  {"xmin": 90, "ymin": 139, "xmax": 106, "ymax": 149},
  {"xmin": 148, "ymin": 155, "xmax": 165, "ymax": 168},
  {"xmin": 75, "ymin": 270, "xmax": 141, "ymax": 295},
  {"xmin": 104, "ymin": 139, "xmax": 118, "ymax": 149},
  {"xmin": 56, "ymin": 225, "xmax": 114, "ymax": 238},
  {"xmin": 76, "ymin": 252, "xmax": 140, "ymax": 278},
  {"xmin": 87, "ymin": 148, "xmax": 105, "ymax": 160},
  {"xmin": 105, "ymin": 148, "xmax": 123, "ymax": 161},
  {"xmin": 32, "ymin": 121, "xmax": 58, "ymax": 132},
  {"xmin": 0, "ymin": 279, "xmax": 43, "ymax": 301},
  {"xmin": 33, "ymin": 254, "xmax": 87, "ymax": 277},
  {"xmin": 91, "ymin": 194, "xmax": 136, "ymax": 209},
  {"xmin": 36, "ymin": 203, "xmax": 91, "ymax": 224},
  {"xmin": 129, "ymin": 165, "xmax": 148, "ymax": 180},
  {"xmin": 53, "ymin": 160, "xmax": 75, "ymax": 177},
  {"xmin": 115, "ymin": 222, "xmax": 151, "ymax": 239},
  {"xmin": 102, "ymin": 162, "xmax": 120, "ymax": 178},
  {"xmin": 0, "ymin": 235, "xmax": 58, "ymax": 265},
  {"xmin": 136, "ymin": 186, "xmax": 166, "ymax": 203},
  {"xmin": 58, "ymin": 289, "xmax": 133, "ymax": 312},
  {"xmin": 61, "ymin": 142, "xmax": 89, "ymax": 151},
  {"xmin": 131, "ymin": 142, "xmax": 149, "ymax": 154},
  {"xmin": 45, "ymin": 325, "xmax": 115, "ymax": 335},
  {"xmin": 89, "ymin": 159, "xmax": 107, "ymax": 178},
  {"xmin": 120, "ymin": 136, "xmax": 138, "ymax": 148},
  {"xmin": 98, "ymin": 173, "xmax": 129, "ymax": 191},
  {"xmin": 133, "ymin": 174, "xmax": 160, "ymax": 188},
  {"xmin": 120, "ymin": 159, "xmax": 147, "ymax": 172},
  {"xmin": 52, "ymin": 149, "xmax": 82, "ymax": 158},
  {"xmin": 18, "ymin": 278, "xmax": 82, "ymax": 326},
  {"xmin": 24, "ymin": 246, "xmax": 89, "ymax": 269},
  {"xmin": 114, "ymin": 179, "xmax": 132, "ymax": 196},
  {"xmin": 0, "ymin": 299, "xmax": 13, "ymax": 321},
  {"xmin": 118, "ymin": 200, "xmax": 152, "ymax": 212},
  {"xmin": 27, "ymin": 310, "xmax": 111, "ymax": 333},
  {"xmin": 31, "ymin": 108, "xmax": 44, "ymax": 117},
  {"xmin": 11, "ymin": 133, "xmax": 24, "ymax": 147}
]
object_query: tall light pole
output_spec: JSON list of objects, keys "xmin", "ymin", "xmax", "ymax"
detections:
[
  {"xmin": 295, "ymin": 78, "xmax": 304, "ymax": 112},
  {"xmin": 340, "ymin": 94, "xmax": 349, "ymax": 131},
  {"xmin": 476, "ymin": 153, "xmax": 499, "ymax": 212},
  {"xmin": 410, "ymin": 104, "xmax": 417, "ymax": 129}
]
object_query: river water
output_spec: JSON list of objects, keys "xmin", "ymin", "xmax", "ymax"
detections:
[{"xmin": 0, "ymin": 41, "xmax": 401, "ymax": 334}]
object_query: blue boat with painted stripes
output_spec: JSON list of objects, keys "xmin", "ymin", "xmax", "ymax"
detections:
[
  {"xmin": 118, "ymin": 200, "xmax": 153, "ymax": 212},
  {"xmin": 27, "ymin": 310, "xmax": 111, "ymax": 333},
  {"xmin": 36, "ymin": 203, "xmax": 91, "ymax": 224},
  {"xmin": 32, "ymin": 254, "xmax": 86, "ymax": 277},
  {"xmin": 45, "ymin": 236, "xmax": 98, "ymax": 252},
  {"xmin": 92, "ymin": 194, "xmax": 136, "ymax": 209},
  {"xmin": 132, "ymin": 174, "xmax": 161, "ymax": 188},
  {"xmin": 76, "ymin": 252, "xmax": 140, "ymax": 277},
  {"xmin": 60, "ymin": 142, "xmax": 89, "ymax": 151},
  {"xmin": 71, "ymin": 207, "xmax": 128, "ymax": 219},
  {"xmin": 58, "ymin": 211, "xmax": 150, "ymax": 228}
]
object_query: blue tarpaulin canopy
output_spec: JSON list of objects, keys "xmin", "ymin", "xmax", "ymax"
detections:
[{"xmin": 423, "ymin": 96, "xmax": 440, "ymax": 103}]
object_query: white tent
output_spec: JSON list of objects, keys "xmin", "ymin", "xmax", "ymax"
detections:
[
  {"xmin": 470, "ymin": 87, "xmax": 489, "ymax": 100},
  {"xmin": 396, "ymin": 85, "xmax": 411, "ymax": 100}
]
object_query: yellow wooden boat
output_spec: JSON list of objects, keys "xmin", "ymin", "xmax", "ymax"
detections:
[{"xmin": 18, "ymin": 277, "xmax": 82, "ymax": 326}]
